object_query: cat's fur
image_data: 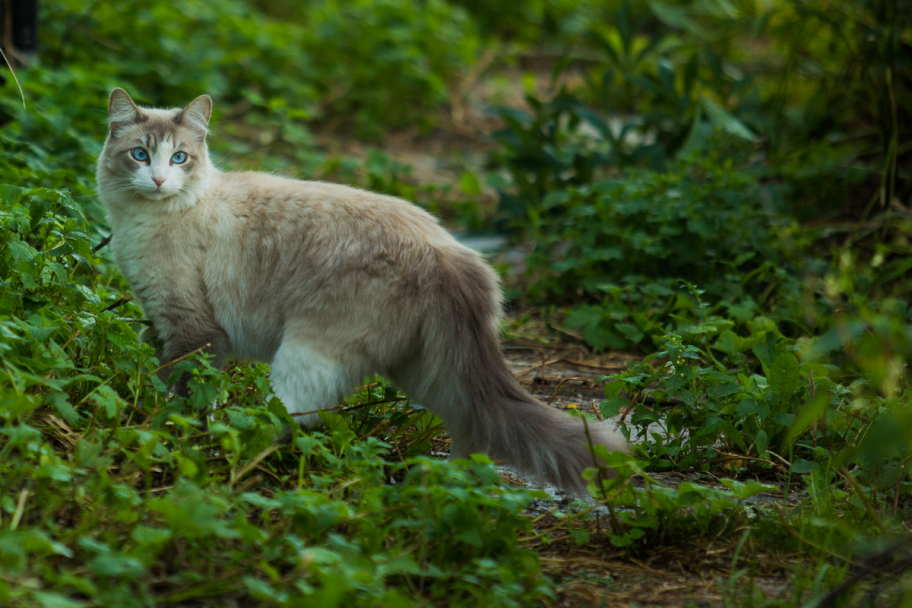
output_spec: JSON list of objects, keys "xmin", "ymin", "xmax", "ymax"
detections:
[{"xmin": 96, "ymin": 88, "xmax": 628, "ymax": 493}]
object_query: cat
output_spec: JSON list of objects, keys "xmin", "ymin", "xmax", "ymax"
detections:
[{"xmin": 95, "ymin": 88, "xmax": 628, "ymax": 493}]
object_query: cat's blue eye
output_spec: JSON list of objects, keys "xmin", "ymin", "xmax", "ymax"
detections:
[
  {"xmin": 171, "ymin": 151, "xmax": 187, "ymax": 164},
  {"xmin": 131, "ymin": 147, "xmax": 148, "ymax": 162}
]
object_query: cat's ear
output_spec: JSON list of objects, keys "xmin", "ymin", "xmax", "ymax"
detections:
[
  {"xmin": 178, "ymin": 95, "xmax": 212, "ymax": 140},
  {"xmin": 108, "ymin": 88, "xmax": 142, "ymax": 137}
]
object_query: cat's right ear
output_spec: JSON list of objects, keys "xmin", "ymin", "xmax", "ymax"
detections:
[
  {"xmin": 108, "ymin": 88, "xmax": 142, "ymax": 137},
  {"xmin": 177, "ymin": 95, "xmax": 213, "ymax": 140}
]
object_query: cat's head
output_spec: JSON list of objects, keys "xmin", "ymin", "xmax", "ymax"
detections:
[{"xmin": 97, "ymin": 88, "xmax": 213, "ymax": 207}]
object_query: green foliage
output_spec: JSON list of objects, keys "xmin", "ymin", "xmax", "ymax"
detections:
[
  {"xmin": 3, "ymin": 0, "xmax": 912, "ymax": 605},
  {"xmin": 27, "ymin": 0, "xmax": 479, "ymax": 149},
  {"xmin": 600, "ymin": 322, "xmax": 822, "ymax": 473},
  {"xmin": 496, "ymin": 103, "xmax": 803, "ymax": 349},
  {"xmin": 298, "ymin": 0, "xmax": 480, "ymax": 138},
  {"xmin": 0, "ymin": 185, "xmax": 552, "ymax": 606},
  {"xmin": 449, "ymin": 0, "xmax": 596, "ymax": 41},
  {"xmin": 44, "ymin": 0, "xmax": 316, "ymax": 108},
  {"xmin": 491, "ymin": 1, "xmax": 912, "ymax": 358},
  {"xmin": 583, "ymin": 450, "xmax": 778, "ymax": 549}
]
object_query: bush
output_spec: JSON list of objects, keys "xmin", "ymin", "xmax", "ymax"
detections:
[{"xmin": 300, "ymin": 0, "xmax": 480, "ymax": 138}]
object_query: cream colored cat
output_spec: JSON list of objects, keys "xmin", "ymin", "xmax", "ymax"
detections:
[{"xmin": 96, "ymin": 88, "xmax": 627, "ymax": 493}]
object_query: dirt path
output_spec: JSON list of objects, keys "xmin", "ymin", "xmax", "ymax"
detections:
[{"xmin": 492, "ymin": 338, "xmax": 794, "ymax": 607}]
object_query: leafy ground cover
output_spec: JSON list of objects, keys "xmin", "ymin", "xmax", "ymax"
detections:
[{"xmin": 2, "ymin": 0, "xmax": 912, "ymax": 606}]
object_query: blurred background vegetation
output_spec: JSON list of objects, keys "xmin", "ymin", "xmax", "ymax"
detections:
[{"xmin": 2, "ymin": 0, "xmax": 912, "ymax": 606}]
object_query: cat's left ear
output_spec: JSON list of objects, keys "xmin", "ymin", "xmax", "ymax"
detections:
[
  {"xmin": 108, "ymin": 88, "xmax": 143, "ymax": 137},
  {"xmin": 178, "ymin": 95, "xmax": 212, "ymax": 140}
]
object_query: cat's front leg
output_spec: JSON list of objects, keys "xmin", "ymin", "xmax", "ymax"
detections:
[
  {"xmin": 153, "ymin": 319, "xmax": 229, "ymax": 398},
  {"xmin": 268, "ymin": 338, "xmax": 364, "ymax": 429}
]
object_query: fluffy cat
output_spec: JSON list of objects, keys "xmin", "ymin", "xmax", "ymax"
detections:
[{"xmin": 96, "ymin": 88, "xmax": 628, "ymax": 493}]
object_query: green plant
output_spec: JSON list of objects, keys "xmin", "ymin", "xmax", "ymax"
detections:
[
  {"xmin": 297, "ymin": 0, "xmax": 480, "ymax": 138},
  {"xmin": 0, "ymin": 183, "xmax": 554, "ymax": 607}
]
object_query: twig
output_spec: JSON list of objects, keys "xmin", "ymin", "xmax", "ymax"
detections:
[
  {"xmin": 150, "ymin": 344, "xmax": 211, "ymax": 375},
  {"xmin": 714, "ymin": 452, "xmax": 780, "ymax": 468},
  {"xmin": 766, "ymin": 450, "xmax": 792, "ymax": 468},
  {"xmin": 560, "ymin": 358, "xmax": 630, "ymax": 371},
  {"xmin": 514, "ymin": 358, "xmax": 561, "ymax": 378},
  {"xmin": 93, "ymin": 235, "xmax": 113, "ymax": 253},
  {"xmin": 536, "ymin": 350, "xmax": 549, "ymax": 381},
  {"xmin": 0, "ymin": 45, "xmax": 25, "ymax": 108},
  {"xmin": 288, "ymin": 397, "xmax": 407, "ymax": 417},
  {"xmin": 59, "ymin": 330, "xmax": 81, "ymax": 351},
  {"xmin": 547, "ymin": 377, "xmax": 572, "ymax": 405},
  {"xmin": 230, "ymin": 444, "xmax": 281, "ymax": 489},
  {"xmin": 614, "ymin": 389, "xmax": 642, "ymax": 431},
  {"xmin": 11, "ymin": 487, "xmax": 29, "ymax": 530},
  {"xmin": 839, "ymin": 467, "xmax": 886, "ymax": 534},
  {"xmin": 104, "ymin": 296, "xmax": 133, "ymax": 312}
]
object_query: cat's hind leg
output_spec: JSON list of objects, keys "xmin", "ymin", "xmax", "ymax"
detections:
[{"xmin": 268, "ymin": 340, "xmax": 362, "ymax": 428}]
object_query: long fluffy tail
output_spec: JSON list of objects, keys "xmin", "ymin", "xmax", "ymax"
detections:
[{"xmin": 403, "ymin": 247, "xmax": 629, "ymax": 495}]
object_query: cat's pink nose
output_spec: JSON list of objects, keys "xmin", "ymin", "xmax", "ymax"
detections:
[{"xmin": 153, "ymin": 177, "xmax": 166, "ymax": 188}]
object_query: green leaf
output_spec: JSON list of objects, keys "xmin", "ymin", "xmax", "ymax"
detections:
[
  {"xmin": 791, "ymin": 459, "xmax": 816, "ymax": 474},
  {"xmin": 459, "ymin": 172, "xmax": 482, "ymax": 196},
  {"xmin": 89, "ymin": 385, "xmax": 122, "ymax": 417},
  {"xmin": 708, "ymin": 382, "xmax": 740, "ymax": 398},
  {"xmin": 768, "ymin": 352, "xmax": 799, "ymax": 403},
  {"xmin": 701, "ymin": 98, "xmax": 758, "ymax": 142},
  {"xmin": 647, "ymin": 1, "xmax": 708, "ymax": 37},
  {"xmin": 570, "ymin": 527, "xmax": 590, "ymax": 545},
  {"xmin": 32, "ymin": 591, "xmax": 85, "ymax": 608},
  {"xmin": 565, "ymin": 305, "xmax": 613, "ymax": 350},
  {"xmin": 714, "ymin": 330, "xmax": 738, "ymax": 354},
  {"xmin": 131, "ymin": 525, "xmax": 172, "ymax": 546},
  {"xmin": 784, "ymin": 393, "xmax": 828, "ymax": 445},
  {"xmin": 49, "ymin": 392, "xmax": 81, "ymax": 425},
  {"xmin": 599, "ymin": 396, "xmax": 628, "ymax": 418},
  {"xmin": 736, "ymin": 399, "xmax": 769, "ymax": 419}
]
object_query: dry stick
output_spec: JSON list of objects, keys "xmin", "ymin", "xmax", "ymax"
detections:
[
  {"xmin": 288, "ymin": 397, "xmax": 408, "ymax": 418},
  {"xmin": 0, "ymin": 45, "xmax": 25, "ymax": 108},
  {"xmin": 591, "ymin": 399, "xmax": 603, "ymax": 421},
  {"xmin": 10, "ymin": 487, "xmax": 29, "ymax": 530},
  {"xmin": 230, "ymin": 444, "xmax": 281, "ymax": 489},
  {"xmin": 559, "ymin": 358, "xmax": 629, "ymax": 371},
  {"xmin": 406, "ymin": 422, "xmax": 445, "ymax": 452},
  {"xmin": 546, "ymin": 377, "xmax": 572, "ymax": 405},
  {"xmin": 93, "ymin": 234, "xmax": 113, "ymax": 253},
  {"xmin": 59, "ymin": 330, "xmax": 81, "ymax": 352},
  {"xmin": 123, "ymin": 400, "xmax": 149, "ymax": 418},
  {"xmin": 519, "ymin": 504, "xmax": 599, "ymax": 543},
  {"xmin": 714, "ymin": 453, "xmax": 780, "ymax": 468},
  {"xmin": 766, "ymin": 450, "xmax": 792, "ymax": 468},
  {"xmin": 514, "ymin": 358, "xmax": 561, "ymax": 378},
  {"xmin": 149, "ymin": 344, "xmax": 211, "ymax": 375},
  {"xmin": 357, "ymin": 419, "xmax": 390, "ymax": 442},
  {"xmin": 614, "ymin": 389, "xmax": 642, "ymax": 431},
  {"xmin": 254, "ymin": 464, "xmax": 283, "ymax": 484},
  {"xmin": 536, "ymin": 350, "xmax": 549, "ymax": 381},
  {"xmin": 839, "ymin": 466, "xmax": 886, "ymax": 534},
  {"xmin": 103, "ymin": 296, "xmax": 133, "ymax": 312}
]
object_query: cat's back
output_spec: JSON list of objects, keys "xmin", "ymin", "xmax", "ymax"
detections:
[
  {"xmin": 204, "ymin": 170, "xmax": 493, "ymax": 328},
  {"xmin": 210, "ymin": 171, "xmax": 457, "ymax": 250}
]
